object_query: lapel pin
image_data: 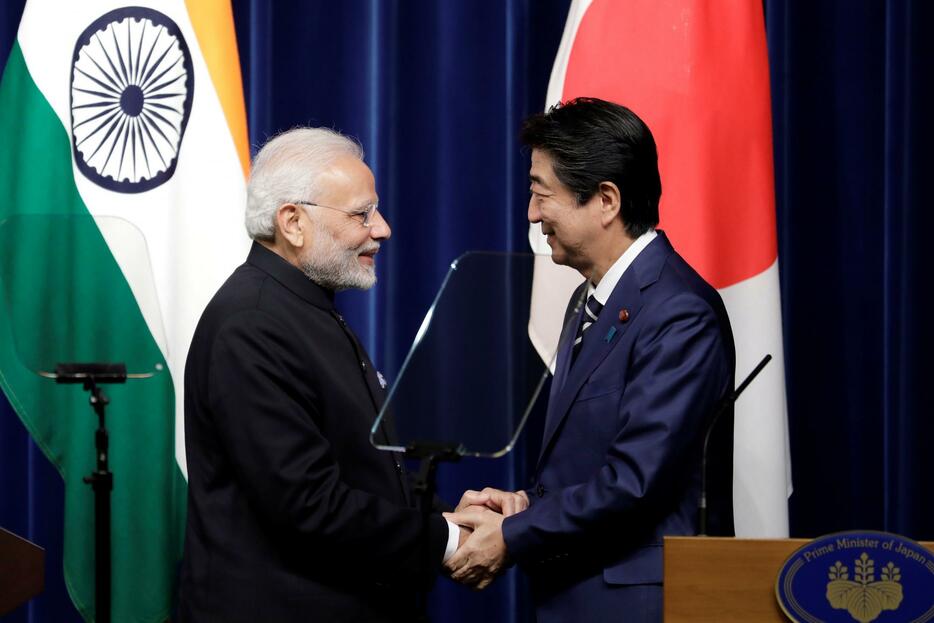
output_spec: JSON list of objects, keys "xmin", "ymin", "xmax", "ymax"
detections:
[
  {"xmin": 618, "ymin": 308, "xmax": 630, "ymax": 323},
  {"xmin": 604, "ymin": 327, "xmax": 617, "ymax": 343}
]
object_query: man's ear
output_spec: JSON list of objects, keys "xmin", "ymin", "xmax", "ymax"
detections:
[
  {"xmin": 597, "ymin": 181, "xmax": 622, "ymax": 228},
  {"xmin": 276, "ymin": 203, "xmax": 304, "ymax": 248}
]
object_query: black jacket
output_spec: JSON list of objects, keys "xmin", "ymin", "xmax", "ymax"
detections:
[{"xmin": 179, "ymin": 242, "xmax": 447, "ymax": 622}]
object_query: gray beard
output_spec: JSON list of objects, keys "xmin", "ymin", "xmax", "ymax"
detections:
[{"xmin": 299, "ymin": 224, "xmax": 377, "ymax": 291}]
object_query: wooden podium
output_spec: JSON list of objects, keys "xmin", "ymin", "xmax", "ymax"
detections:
[
  {"xmin": 0, "ymin": 527, "xmax": 44, "ymax": 616},
  {"xmin": 664, "ymin": 536, "xmax": 934, "ymax": 621}
]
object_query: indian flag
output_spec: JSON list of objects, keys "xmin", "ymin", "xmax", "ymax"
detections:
[
  {"xmin": 0, "ymin": 0, "xmax": 249, "ymax": 620},
  {"xmin": 529, "ymin": 0, "xmax": 792, "ymax": 537}
]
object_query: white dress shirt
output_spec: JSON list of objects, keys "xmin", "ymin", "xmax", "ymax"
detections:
[{"xmin": 588, "ymin": 229, "xmax": 658, "ymax": 303}]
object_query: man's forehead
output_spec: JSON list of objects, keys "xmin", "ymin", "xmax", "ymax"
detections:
[
  {"xmin": 316, "ymin": 155, "xmax": 377, "ymax": 200},
  {"xmin": 322, "ymin": 154, "xmax": 372, "ymax": 181}
]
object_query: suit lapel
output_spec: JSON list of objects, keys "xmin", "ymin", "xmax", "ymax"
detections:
[
  {"xmin": 538, "ymin": 276, "xmax": 643, "ymax": 466},
  {"xmin": 551, "ymin": 295, "xmax": 583, "ymax": 396},
  {"xmin": 536, "ymin": 233, "xmax": 674, "ymax": 470},
  {"xmin": 543, "ymin": 283, "xmax": 586, "ymax": 443}
]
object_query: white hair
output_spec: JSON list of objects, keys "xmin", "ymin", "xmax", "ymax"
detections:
[{"xmin": 245, "ymin": 127, "xmax": 364, "ymax": 241}]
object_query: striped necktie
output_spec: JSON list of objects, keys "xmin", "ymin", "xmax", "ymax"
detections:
[{"xmin": 571, "ymin": 294, "xmax": 603, "ymax": 363}]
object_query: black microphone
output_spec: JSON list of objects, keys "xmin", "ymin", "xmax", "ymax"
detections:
[{"xmin": 698, "ymin": 354, "xmax": 772, "ymax": 536}]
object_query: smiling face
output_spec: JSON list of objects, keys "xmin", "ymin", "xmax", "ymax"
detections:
[
  {"xmin": 296, "ymin": 154, "xmax": 391, "ymax": 290},
  {"xmin": 527, "ymin": 148, "xmax": 601, "ymax": 275}
]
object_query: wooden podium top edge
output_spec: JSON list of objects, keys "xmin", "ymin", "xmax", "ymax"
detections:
[
  {"xmin": 0, "ymin": 527, "xmax": 44, "ymax": 551},
  {"xmin": 663, "ymin": 535, "xmax": 934, "ymax": 549}
]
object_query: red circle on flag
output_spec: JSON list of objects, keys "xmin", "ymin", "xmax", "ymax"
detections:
[{"xmin": 562, "ymin": 0, "xmax": 777, "ymax": 289}]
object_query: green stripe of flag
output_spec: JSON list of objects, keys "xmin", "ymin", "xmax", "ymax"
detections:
[{"xmin": 0, "ymin": 42, "xmax": 185, "ymax": 623}]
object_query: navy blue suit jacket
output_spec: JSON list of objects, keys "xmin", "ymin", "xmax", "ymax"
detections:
[{"xmin": 502, "ymin": 232, "xmax": 735, "ymax": 622}]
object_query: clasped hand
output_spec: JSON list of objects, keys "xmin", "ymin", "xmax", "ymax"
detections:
[{"xmin": 444, "ymin": 488, "xmax": 529, "ymax": 590}]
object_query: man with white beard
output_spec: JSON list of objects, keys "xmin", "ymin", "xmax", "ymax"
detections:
[{"xmin": 179, "ymin": 128, "xmax": 462, "ymax": 622}]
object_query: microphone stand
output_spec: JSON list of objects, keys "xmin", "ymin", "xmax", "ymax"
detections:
[{"xmin": 698, "ymin": 354, "xmax": 772, "ymax": 536}]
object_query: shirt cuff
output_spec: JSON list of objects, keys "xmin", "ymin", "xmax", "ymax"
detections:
[{"xmin": 443, "ymin": 518, "xmax": 460, "ymax": 563}]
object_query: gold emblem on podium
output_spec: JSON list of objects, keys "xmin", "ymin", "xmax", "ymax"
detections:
[{"xmin": 826, "ymin": 552, "xmax": 904, "ymax": 622}]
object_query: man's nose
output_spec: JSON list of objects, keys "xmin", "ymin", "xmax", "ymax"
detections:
[
  {"xmin": 528, "ymin": 198, "xmax": 541, "ymax": 224},
  {"xmin": 369, "ymin": 208, "xmax": 391, "ymax": 240}
]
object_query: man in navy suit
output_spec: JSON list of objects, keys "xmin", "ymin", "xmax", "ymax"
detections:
[{"xmin": 445, "ymin": 98, "xmax": 735, "ymax": 622}]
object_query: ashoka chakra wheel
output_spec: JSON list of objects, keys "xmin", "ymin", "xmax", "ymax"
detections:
[{"xmin": 70, "ymin": 7, "xmax": 194, "ymax": 194}]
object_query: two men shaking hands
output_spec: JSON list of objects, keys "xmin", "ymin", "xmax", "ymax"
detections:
[{"xmin": 179, "ymin": 98, "xmax": 734, "ymax": 623}]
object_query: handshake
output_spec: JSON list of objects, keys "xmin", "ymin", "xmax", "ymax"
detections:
[{"xmin": 443, "ymin": 487, "xmax": 530, "ymax": 590}]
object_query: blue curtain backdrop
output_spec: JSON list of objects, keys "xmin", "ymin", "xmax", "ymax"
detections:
[
  {"xmin": 1, "ymin": 1, "xmax": 932, "ymax": 621},
  {"xmin": 765, "ymin": 0, "xmax": 934, "ymax": 540}
]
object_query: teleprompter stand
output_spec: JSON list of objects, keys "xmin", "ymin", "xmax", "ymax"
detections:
[
  {"xmin": 406, "ymin": 440, "xmax": 464, "ymax": 623},
  {"xmin": 54, "ymin": 362, "xmax": 127, "ymax": 623},
  {"xmin": 368, "ymin": 252, "xmax": 561, "ymax": 619}
]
